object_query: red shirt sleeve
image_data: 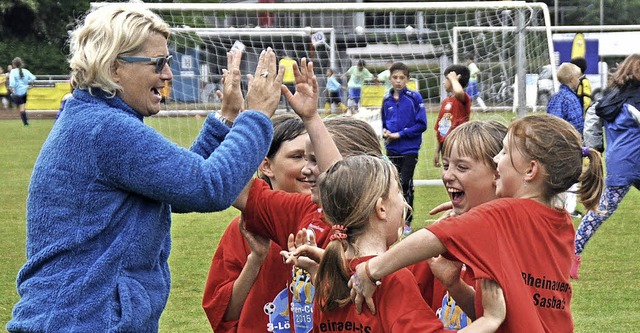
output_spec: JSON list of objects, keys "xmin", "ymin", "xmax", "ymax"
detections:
[
  {"xmin": 426, "ymin": 201, "xmax": 504, "ymax": 281},
  {"xmin": 202, "ymin": 217, "xmax": 249, "ymax": 332},
  {"xmin": 244, "ymin": 179, "xmax": 319, "ymax": 249}
]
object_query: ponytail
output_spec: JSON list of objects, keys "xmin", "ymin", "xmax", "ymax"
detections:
[
  {"xmin": 576, "ymin": 147, "xmax": 604, "ymax": 211},
  {"xmin": 315, "ymin": 236, "xmax": 351, "ymax": 312}
]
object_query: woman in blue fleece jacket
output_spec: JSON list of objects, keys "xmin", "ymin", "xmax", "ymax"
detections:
[{"xmin": 7, "ymin": 4, "xmax": 284, "ymax": 333}]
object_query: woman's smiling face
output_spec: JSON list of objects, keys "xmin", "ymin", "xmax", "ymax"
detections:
[{"xmin": 113, "ymin": 33, "xmax": 173, "ymax": 116}]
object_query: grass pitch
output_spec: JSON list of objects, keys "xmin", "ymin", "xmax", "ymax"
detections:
[{"xmin": 0, "ymin": 113, "xmax": 637, "ymax": 332}]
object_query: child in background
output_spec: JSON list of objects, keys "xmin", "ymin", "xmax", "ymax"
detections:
[
  {"xmin": 410, "ymin": 120, "xmax": 508, "ymax": 330},
  {"xmin": 465, "ymin": 54, "xmax": 488, "ymax": 112},
  {"xmin": 342, "ymin": 59, "xmax": 373, "ymax": 115},
  {"xmin": 325, "ymin": 68, "xmax": 344, "ymax": 114},
  {"xmin": 434, "ymin": 64, "xmax": 471, "ymax": 168},
  {"xmin": 313, "ymin": 155, "xmax": 506, "ymax": 332},
  {"xmin": 202, "ymin": 115, "xmax": 309, "ymax": 333},
  {"xmin": 375, "ymin": 60, "xmax": 394, "ymax": 96},
  {"xmin": 351, "ymin": 114, "xmax": 604, "ymax": 333},
  {"xmin": 8, "ymin": 57, "xmax": 36, "ymax": 126},
  {"xmin": 381, "ymin": 62, "xmax": 427, "ymax": 235},
  {"xmin": 546, "ymin": 62, "xmax": 585, "ymax": 218},
  {"xmin": 570, "ymin": 57, "xmax": 592, "ymax": 113}
]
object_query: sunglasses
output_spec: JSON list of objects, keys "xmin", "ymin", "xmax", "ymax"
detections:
[{"xmin": 117, "ymin": 55, "xmax": 172, "ymax": 74}]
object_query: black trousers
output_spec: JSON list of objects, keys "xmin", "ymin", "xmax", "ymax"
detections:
[{"xmin": 388, "ymin": 153, "xmax": 418, "ymax": 225}]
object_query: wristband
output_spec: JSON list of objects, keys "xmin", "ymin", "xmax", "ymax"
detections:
[
  {"xmin": 214, "ymin": 112, "xmax": 234, "ymax": 128},
  {"xmin": 365, "ymin": 261, "xmax": 382, "ymax": 286}
]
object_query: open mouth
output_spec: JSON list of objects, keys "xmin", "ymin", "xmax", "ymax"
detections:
[
  {"xmin": 152, "ymin": 87, "xmax": 162, "ymax": 98},
  {"xmin": 447, "ymin": 187, "xmax": 465, "ymax": 205}
]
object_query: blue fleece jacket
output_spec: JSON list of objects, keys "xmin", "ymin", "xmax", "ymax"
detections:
[
  {"xmin": 381, "ymin": 87, "xmax": 427, "ymax": 155},
  {"xmin": 7, "ymin": 89, "xmax": 273, "ymax": 332}
]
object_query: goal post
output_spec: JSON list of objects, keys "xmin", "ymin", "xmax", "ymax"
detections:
[{"xmin": 90, "ymin": 1, "xmax": 556, "ymax": 184}]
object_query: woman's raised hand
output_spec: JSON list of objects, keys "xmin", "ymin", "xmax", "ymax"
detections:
[
  {"xmin": 219, "ymin": 50, "xmax": 245, "ymax": 121},
  {"xmin": 246, "ymin": 47, "xmax": 284, "ymax": 118}
]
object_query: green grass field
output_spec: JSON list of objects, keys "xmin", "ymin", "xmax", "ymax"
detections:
[{"xmin": 1, "ymin": 113, "xmax": 638, "ymax": 332}]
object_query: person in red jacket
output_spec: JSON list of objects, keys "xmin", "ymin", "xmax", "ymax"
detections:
[
  {"xmin": 351, "ymin": 114, "xmax": 604, "ymax": 333},
  {"xmin": 202, "ymin": 114, "xmax": 309, "ymax": 332},
  {"xmin": 313, "ymin": 154, "xmax": 506, "ymax": 333}
]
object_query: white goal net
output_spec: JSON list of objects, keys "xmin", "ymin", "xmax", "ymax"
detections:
[{"xmin": 91, "ymin": 1, "xmax": 555, "ymax": 184}]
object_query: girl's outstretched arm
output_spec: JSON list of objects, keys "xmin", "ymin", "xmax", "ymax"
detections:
[{"xmin": 349, "ymin": 228, "xmax": 446, "ymax": 314}]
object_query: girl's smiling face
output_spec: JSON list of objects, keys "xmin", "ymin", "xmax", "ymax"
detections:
[
  {"xmin": 263, "ymin": 134, "xmax": 311, "ymax": 194},
  {"xmin": 442, "ymin": 143, "xmax": 498, "ymax": 215}
]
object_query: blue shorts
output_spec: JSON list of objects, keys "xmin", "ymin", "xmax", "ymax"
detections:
[
  {"xmin": 466, "ymin": 81, "xmax": 479, "ymax": 98},
  {"xmin": 348, "ymin": 88, "xmax": 362, "ymax": 103},
  {"xmin": 10, "ymin": 93, "xmax": 27, "ymax": 105}
]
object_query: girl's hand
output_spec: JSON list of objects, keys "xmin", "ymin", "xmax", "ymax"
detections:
[
  {"xmin": 348, "ymin": 262, "xmax": 378, "ymax": 315},
  {"xmin": 429, "ymin": 201, "xmax": 454, "ymax": 215},
  {"xmin": 283, "ymin": 58, "xmax": 319, "ymax": 122},
  {"xmin": 427, "ymin": 255, "xmax": 463, "ymax": 288},
  {"xmin": 281, "ymin": 228, "xmax": 323, "ymax": 274},
  {"xmin": 246, "ymin": 47, "xmax": 284, "ymax": 117}
]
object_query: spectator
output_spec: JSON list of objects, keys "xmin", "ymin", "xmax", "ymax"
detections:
[{"xmin": 381, "ymin": 62, "xmax": 427, "ymax": 235}]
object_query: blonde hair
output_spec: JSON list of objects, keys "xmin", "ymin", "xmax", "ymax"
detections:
[
  {"xmin": 508, "ymin": 114, "xmax": 603, "ymax": 211},
  {"xmin": 556, "ymin": 63, "xmax": 581, "ymax": 86},
  {"xmin": 68, "ymin": 4, "xmax": 170, "ymax": 96},
  {"xmin": 443, "ymin": 120, "xmax": 507, "ymax": 169},
  {"xmin": 315, "ymin": 155, "xmax": 398, "ymax": 312},
  {"xmin": 325, "ymin": 117, "xmax": 382, "ymax": 158}
]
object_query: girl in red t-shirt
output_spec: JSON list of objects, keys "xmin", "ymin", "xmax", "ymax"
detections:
[
  {"xmin": 351, "ymin": 114, "xmax": 604, "ymax": 333},
  {"xmin": 410, "ymin": 120, "xmax": 508, "ymax": 329},
  {"xmin": 314, "ymin": 155, "xmax": 506, "ymax": 332},
  {"xmin": 202, "ymin": 115, "xmax": 309, "ymax": 333},
  {"xmin": 232, "ymin": 58, "xmax": 384, "ymax": 333}
]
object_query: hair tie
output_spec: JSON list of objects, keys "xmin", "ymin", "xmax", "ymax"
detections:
[
  {"xmin": 329, "ymin": 225, "xmax": 348, "ymax": 241},
  {"xmin": 581, "ymin": 146, "xmax": 590, "ymax": 158}
]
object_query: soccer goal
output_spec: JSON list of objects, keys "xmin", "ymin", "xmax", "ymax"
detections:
[{"xmin": 90, "ymin": 1, "xmax": 555, "ymax": 185}]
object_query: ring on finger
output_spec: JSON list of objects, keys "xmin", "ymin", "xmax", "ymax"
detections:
[{"xmin": 261, "ymin": 70, "xmax": 269, "ymax": 78}]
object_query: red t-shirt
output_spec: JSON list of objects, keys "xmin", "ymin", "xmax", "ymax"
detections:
[
  {"xmin": 244, "ymin": 179, "xmax": 331, "ymax": 333},
  {"xmin": 313, "ymin": 256, "xmax": 447, "ymax": 333},
  {"xmin": 202, "ymin": 216, "xmax": 292, "ymax": 332},
  {"xmin": 434, "ymin": 94, "xmax": 471, "ymax": 143},
  {"xmin": 427, "ymin": 198, "xmax": 575, "ymax": 333}
]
